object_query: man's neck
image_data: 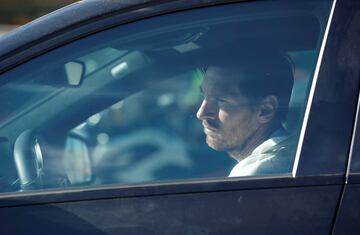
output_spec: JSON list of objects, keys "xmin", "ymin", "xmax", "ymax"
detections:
[{"xmin": 228, "ymin": 122, "xmax": 281, "ymax": 162}]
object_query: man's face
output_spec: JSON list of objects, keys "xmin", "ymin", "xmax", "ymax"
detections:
[{"xmin": 196, "ymin": 66, "xmax": 261, "ymax": 152}]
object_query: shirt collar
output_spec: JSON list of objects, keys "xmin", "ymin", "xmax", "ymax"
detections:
[{"xmin": 251, "ymin": 127, "xmax": 289, "ymax": 156}]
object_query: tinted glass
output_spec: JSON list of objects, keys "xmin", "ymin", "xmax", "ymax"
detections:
[
  {"xmin": 0, "ymin": 0, "xmax": 333, "ymax": 193},
  {"xmin": 295, "ymin": 0, "xmax": 360, "ymax": 176}
]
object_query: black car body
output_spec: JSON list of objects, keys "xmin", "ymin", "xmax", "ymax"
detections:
[{"xmin": 0, "ymin": 0, "xmax": 359, "ymax": 234}]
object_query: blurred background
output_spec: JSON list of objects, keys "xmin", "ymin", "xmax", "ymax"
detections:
[{"xmin": 0, "ymin": 0, "xmax": 77, "ymax": 36}]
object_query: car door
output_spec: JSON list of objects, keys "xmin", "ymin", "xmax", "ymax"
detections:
[
  {"xmin": 0, "ymin": 0, "xmax": 358, "ymax": 234},
  {"xmin": 332, "ymin": 5, "xmax": 360, "ymax": 231}
]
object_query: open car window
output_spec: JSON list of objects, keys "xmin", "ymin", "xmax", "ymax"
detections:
[{"xmin": 0, "ymin": 0, "xmax": 333, "ymax": 193}]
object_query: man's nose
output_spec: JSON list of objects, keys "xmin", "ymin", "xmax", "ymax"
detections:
[{"xmin": 196, "ymin": 99, "xmax": 217, "ymax": 121}]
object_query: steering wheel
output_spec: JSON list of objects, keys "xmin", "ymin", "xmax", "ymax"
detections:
[{"xmin": 13, "ymin": 130, "xmax": 45, "ymax": 191}]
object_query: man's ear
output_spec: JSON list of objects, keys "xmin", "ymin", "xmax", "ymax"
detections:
[{"xmin": 257, "ymin": 95, "xmax": 278, "ymax": 124}]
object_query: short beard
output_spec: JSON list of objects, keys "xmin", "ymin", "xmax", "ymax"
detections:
[{"xmin": 205, "ymin": 135, "xmax": 242, "ymax": 152}]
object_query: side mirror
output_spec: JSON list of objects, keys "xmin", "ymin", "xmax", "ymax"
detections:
[{"xmin": 63, "ymin": 134, "xmax": 93, "ymax": 185}]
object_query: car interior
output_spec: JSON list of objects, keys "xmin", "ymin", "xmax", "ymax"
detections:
[{"xmin": 0, "ymin": 1, "xmax": 330, "ymax": 193}]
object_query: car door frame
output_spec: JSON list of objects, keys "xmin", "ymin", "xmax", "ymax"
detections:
[{"xmin": 0, "ymin": 0, "xmax": 359, "ymax": 234}]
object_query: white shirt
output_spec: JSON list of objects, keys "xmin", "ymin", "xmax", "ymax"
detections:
[{"xmin": 229, "ymin": 128, "xmax": 294, "ymax": 177}]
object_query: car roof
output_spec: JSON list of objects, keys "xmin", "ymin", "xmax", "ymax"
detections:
[{"xmin": 0, "ymin": 0, "xmax": 153, "ymax": 60}]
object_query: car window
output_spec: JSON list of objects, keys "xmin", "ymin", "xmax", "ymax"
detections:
[{"xmin": 0, "ymin": 0, "xmax": 333, "ymax": 193}]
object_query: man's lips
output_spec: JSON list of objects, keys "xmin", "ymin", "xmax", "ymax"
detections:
[
  {"xmin": 202, "ymin": 122, "xmax": 220, "ymax": 134},
  {"xmin": 204, "ymin": 128, "xmax": 218, "ymax": 137},
  {"xmin": 203, "ymin": 125, "xmax": 218, "ymax": 132}
]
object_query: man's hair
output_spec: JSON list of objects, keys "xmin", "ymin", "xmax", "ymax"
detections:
[{"xmin": 206, "ymin": 50, "xmax": 294, "ymax": 121}]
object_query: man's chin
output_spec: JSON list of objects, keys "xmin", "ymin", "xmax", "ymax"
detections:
[{"xmin": 206, "ymin": 137, "xmax": 226, "ymax": 151}]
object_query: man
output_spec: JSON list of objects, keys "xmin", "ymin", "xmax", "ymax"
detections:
[{"xmin": 196, "ymin": 52, "xmax": 295, "ymax": 177}]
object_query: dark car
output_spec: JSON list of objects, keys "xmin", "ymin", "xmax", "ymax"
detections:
[{"xmin": 0, "ymin": 0, "xmax": 359, "ymax": 234}]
